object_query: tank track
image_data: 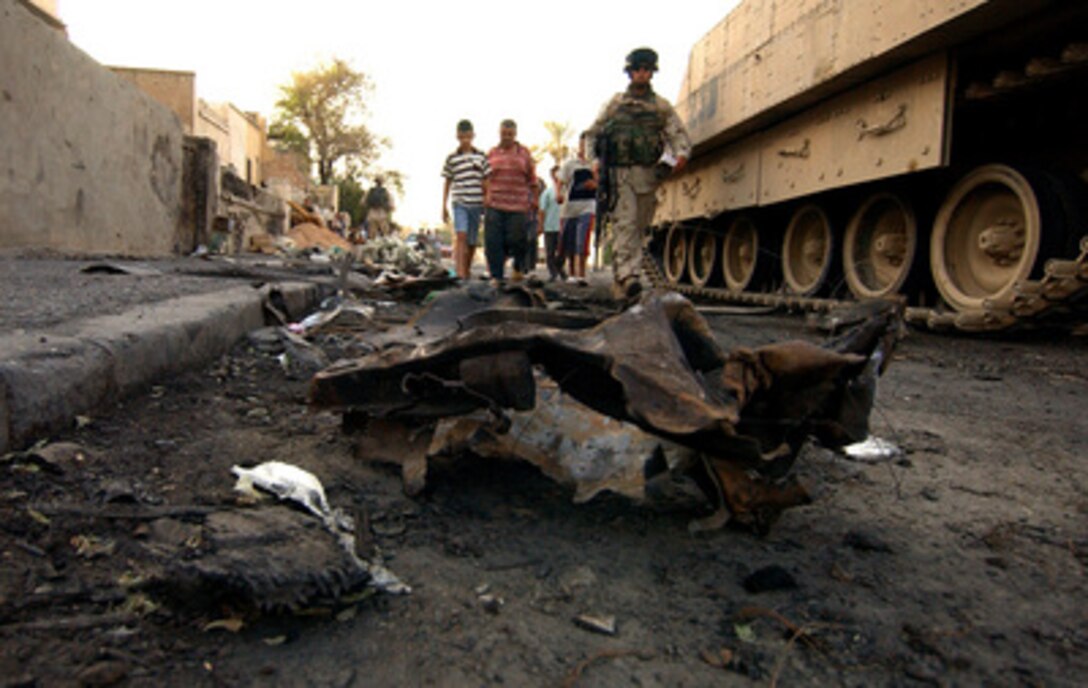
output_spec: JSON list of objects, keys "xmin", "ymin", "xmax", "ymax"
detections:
[{"xmin": 643, "ymin": 235, "xmax": 1088, "ymax": 334}]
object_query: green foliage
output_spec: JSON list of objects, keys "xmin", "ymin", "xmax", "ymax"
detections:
[
  {"xmin": 336, "ymin": 168, "xmax": 406, "ymax": 226},
  {"xmin": 272, "ymin": 58, "xmax": 384, "ymax": 185},
  {"xmin": 542, "ymin": 121, "xmax": 575, "ymax": 165},
  {"xmin": 267, "ymin": 121, "xmax": 309, "ymax": 158},
  {"xmin": 336, "ymin": 175, "xmax": 366, "ymax": 226}
]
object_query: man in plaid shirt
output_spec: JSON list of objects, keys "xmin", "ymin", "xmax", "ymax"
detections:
[{"xmin": 484, "ymin": 119, "xmax": 537, "ymax": 283}]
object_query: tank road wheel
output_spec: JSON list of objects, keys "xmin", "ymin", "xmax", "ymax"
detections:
[
  {"xmin": 843, "ymin": 193, "xmax": 917, "ymax": 299},
  {"xmin": 931, "ymin": 165, "xmax": 1043, "ymax": 311},
  {"xmin": 782, "ymin": 205, "xmax": 833, "ymax": 296},
  {"xmin": 663, "ymin": 224, "xmax": 688, "ymax": 284},
  {"xmin": 722, "ymin": 217, "xmax": 759, "ymax": 291},
  {"xmin": 687, "ymin": 228, "xmax": 718, "ymax": 287}
]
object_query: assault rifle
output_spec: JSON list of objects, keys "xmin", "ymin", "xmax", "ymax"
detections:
[{"xmin": 594, "ymin": 133, "xmax": 617, "ymax": 217}]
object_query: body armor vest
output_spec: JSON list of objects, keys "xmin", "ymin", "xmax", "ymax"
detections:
[{"xmin": 604, "ymin": 95, "xmax": 666, "ymax": 167}]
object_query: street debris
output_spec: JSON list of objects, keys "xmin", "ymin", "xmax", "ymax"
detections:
[
  {"xmin": 573, "ymin": 613, "xmax": 618, "ymax": 636},
  {"xmin": 231, "ymin": 461, "xmax": 336, "ymax": 525},
  {"xmin": 310, "ymin": 290, "xmax": 902, "ymax": 531},
  {"xmin": 357, "ymin": 235, "xmax": 445, "ymax": 277},
  {"xmin": 79, "ymin": 261, "xmax": 164, "ymax": 277},
  {"xmin": 478, "ymin": 593, "xmax": 504, "ymax": 614},
  {"xmin": 137, "ymin": 462, "xmax": 409, "ymax": 613},
  {"xmin": 843, "ymin": 436, "xmax": 902, "ymax": 462}
]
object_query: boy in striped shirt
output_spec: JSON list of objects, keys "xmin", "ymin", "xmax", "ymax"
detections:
[{"xmin": 442, "ymin": 120, "xmax": 490, "ymax": 279}]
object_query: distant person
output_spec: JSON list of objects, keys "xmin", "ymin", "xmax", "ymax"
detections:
[
  {"xmin": 484, "ymin": 119, "xmax": 537, "ymax": 284},
  {"xmin": 523, "ymin": 175, "xmax": 547, "ymax": 275},
  {"xmin": 365, "ymin": 176, "xmax": 394, "ymax": 237},
  {"xmin": 588, "ymin": 47, "xmax": 691, "ymax": 300},
  {"xmin": 442, "ymin": 119, "xmax": 490, "ymax": 279},
  {"xmin": 538, "ymin": 166, "xmax": 563, "ymax": 281},
  {"xmin": 557, "ymin": 132, "xmax": 597, "ymax": 285}
]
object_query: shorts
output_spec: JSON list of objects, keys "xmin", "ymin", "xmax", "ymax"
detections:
[
  {"xmin": 560, "ymin": 213, "xmax": 594, "ymax": 258},
  {"xmin": 453, "ymin": 203, "xmax": 483, "ymax": 247}
]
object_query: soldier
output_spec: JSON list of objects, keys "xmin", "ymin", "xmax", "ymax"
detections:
[
  {"xmin": 588, "ymin": 47, "xmax": 691, "ymax": 300},
  {"xmin": 365, "ymin": 176, "xmax": 394, "ymax": 237}
]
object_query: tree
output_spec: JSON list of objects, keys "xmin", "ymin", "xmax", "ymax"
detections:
[
  {"xmin": 335, "ymin": 167, "xmax": 406, "ymax": 226},
  {"xmin": 271, "ymin": 58, "xmax": 383, "ymax": 185},
  {"xmin": 542, "ymin": 121, "xmax": 574, "ymax": 166},
  {"xmin": 336, "ymin": 175, "xmax": 365, "ymax": 226}
]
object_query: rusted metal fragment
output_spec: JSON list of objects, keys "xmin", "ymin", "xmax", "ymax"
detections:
[
  {"xmin": 348, "ymin": 416, "xmax": 436, "ymax": 496},
  {"xmin": 699, "ymin": 458, "xmax": 812, "ymax": 533},
  {"xmin": 427, "ymin": 381, "xmax": 701, "ymax": 505},
  {"xmin": 313, "ymin": 293, "xmax": 894, "ymax": 465},
  {"xmin": 314, "ymin": 291, "xmax": 900, "ymax": 527}
]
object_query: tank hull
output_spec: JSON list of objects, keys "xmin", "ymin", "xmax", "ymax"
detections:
[{"xmin": 649, "ymin": 0, "xmax": 1088, "ymax": 332}]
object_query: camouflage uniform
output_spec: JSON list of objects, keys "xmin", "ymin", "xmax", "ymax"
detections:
[{"xmin": 589, "ymin": 84, "xmax": 690, "ymax": 296}]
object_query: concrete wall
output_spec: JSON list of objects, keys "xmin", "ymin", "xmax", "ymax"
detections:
[
  {"xmin": 196, "ymin": 101, "xmax": 267, "ymax": 185},
  {"xmin": 111, "ymin": 67, "xmax": 196, "ymax": 134},
  {"xmin": 0, "ymin": 0, "xmax": 186, "ymax": 255},
  {"xmin": 242, "ymin": 110, "xmax": 267, "ymax": 185},
  {"xmin": 20, "ymin": 0, "xmax": 63, "ymax": 30},
  {"xmin": 195, "ymin": 99, "xmax": 231, "ymax": 162}
]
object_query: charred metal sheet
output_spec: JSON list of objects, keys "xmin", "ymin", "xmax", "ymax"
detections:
[
  {"xmin": 313, "ymin": 291, "xmax": 901, "ymax": 528},
  {"xmin": 428, "ymin": 381, "xmax": 703, "ymax": 505},
  {"xmin": 312, "ymin": 292, "xmax": 895, "ymax": 470}
]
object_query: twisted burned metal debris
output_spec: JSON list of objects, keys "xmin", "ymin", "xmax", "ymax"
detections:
[{"xmin": 309, "ymin": 291, "xmax": 902, "ymax": 530}]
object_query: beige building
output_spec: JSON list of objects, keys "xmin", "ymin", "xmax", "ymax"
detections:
[
  {"xmin": 108, "ymin": 67, "xmax": 271, "ymax": 188},
  {"xmin": 111, "ymin": 68, "xmax": 196, "ymax": 133},
  {"xmin": 191, "ymin": 101, "xmax": 267, "ymax": 186}
]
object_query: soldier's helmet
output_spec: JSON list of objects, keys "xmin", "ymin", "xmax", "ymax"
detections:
[{"xmin": 625, "ymin": 47, "xmax": 659, "ymax": 73}]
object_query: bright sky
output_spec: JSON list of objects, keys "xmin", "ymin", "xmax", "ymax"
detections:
[{"xmin": 62, "ymin": 1, "xmax": 737, "ymax": 228}]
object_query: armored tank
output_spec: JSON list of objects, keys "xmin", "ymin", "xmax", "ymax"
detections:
[{"xmin": 651, "ymin": 0, "xmax": 1088, "ymax": 331}]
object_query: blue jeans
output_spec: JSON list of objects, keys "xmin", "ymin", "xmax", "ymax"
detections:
[
  {"xmin": 484, "ymin": 208, "xmax": 527, "ymax": 279},
  {"xmin": 453, "ymin": 203, "xmax": 483, "ymax": 247}
]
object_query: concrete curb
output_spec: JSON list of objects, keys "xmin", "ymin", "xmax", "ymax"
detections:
[{"xmin": 0, "ymin": 281, "xmax": 319, "ymax": 454}]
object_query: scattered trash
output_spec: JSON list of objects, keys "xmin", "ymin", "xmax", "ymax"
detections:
[
  {"xmin": 574, "ymin": 613, "xmax": 617, "ymax": 636},
  {"xmin": 288, "ymin": 303, "xmax": 376, "ymax": 338},
  {"xmin": 231, "ymin": 461, "xmax": 333, "ymax": 524},
  {"xmin": 80, "ymin": 262, "xmax": 163, "ymax": 277},
  {"xmin": 26, "ymin": 506, "xmax": 51, "ymax": 526},
  {"xmin": 733, "ymin": 623, "xmax": 757, "ymax": 643},
  {"xmin": 357, "ymin": 236, "xmax": 445, "ymax": 277},
  {"xmin": 843, "ymin": 436, "xmax": 902, "ymax": 462},
  {"xmin": 278, "ymin": 331, "xmax": 330, "ymax": 380},
  {"xmin": 478, "ymin": 593, "xmax": 504, "ymax": 615},
  {"xmin": 203, "ymin": 618, "xmax": 245, "ymax": 633},
  {"xmin": 140, "ymin": 461, "xmax": 410, "ymax": 612},
  {"xmin": 700, "ymin": 647, "xmax": 736, "ymax": 669},
  {"xmin": 742, "ymin": 565, "xmax": 798, "ymax": 593},
  {"xmin": 70, "ymin": 534, "xmax": 117, "ymax": 559}
]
